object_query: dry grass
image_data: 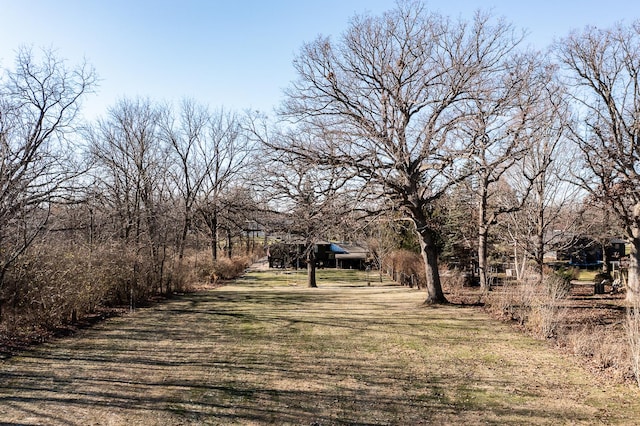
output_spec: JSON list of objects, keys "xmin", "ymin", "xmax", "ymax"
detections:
[{"xmin": 1, "ymin": 268, "xmax": 640, "ymax": 425}]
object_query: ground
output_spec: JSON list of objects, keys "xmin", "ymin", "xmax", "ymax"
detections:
[
  {"xmin": 445, "ymin": 274, "xmax": 633, "ymax": 384},
  {"xmin": 1, "ymin": 266, "xmax": 640, "ymax": 425}
]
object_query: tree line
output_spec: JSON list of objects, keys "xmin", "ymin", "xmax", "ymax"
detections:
[
  {"xmin": 0, "ymin": 49, "xmax": 260, "ymax": 329},
  {"xmin": 1, "ymin": 0, "xmax": 640, "ymax": 334}
]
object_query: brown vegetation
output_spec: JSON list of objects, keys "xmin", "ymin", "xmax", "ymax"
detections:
[
  {"xmin": 379, "ymin": 252, "xmax": 635, "ymax": 385},
  {"xmin": 0, "ymin": 247, "xmax": 255, "ymax": 357}
]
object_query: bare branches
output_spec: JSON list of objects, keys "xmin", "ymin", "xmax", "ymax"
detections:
[
  {"xmin": 281, "ymin": 2, "xmax": 526, "ymax": 302},
  {"xmin": 0, "ymin": 47, "xmax": 96, "ymax": 282},
  {"xmin": 557, "ymin": 20, "xmax": 640, "ymax": 300}
]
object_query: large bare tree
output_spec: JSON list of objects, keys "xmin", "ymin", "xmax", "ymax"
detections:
[
  {"xmin": 281, "ymin": 2, "xmax": 522, "ymax": 303},
  {"xmin": 0, "ymin": 47, "xmax": 96, "ymax": 288},
  {"xmin": 557, "ymin": 21, "xmax": 640, "ymax": 301}
]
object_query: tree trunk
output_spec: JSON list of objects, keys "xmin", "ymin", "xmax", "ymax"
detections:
[
  {"xmin": 178, "ymin": 216, "xmax": 190, "ymax": 260},
  {"xmin": 513, "ymin": 242, "xmax": 528, "ymax": 281},
  {"xmin": 478, "ymin": 226, "xmax": 489, "ymax": 291},
  {"xmin": 627, "ymin": 236, "xmax": 640, "ymax": 303},
  {"xmin": 416, "ymin": 224, "xmax": 447, "ymax": 304},
  {"xmin": 307, "ymin": 248, "xmax": 317, "ymax": 288},
  {"xmin": 601, "ymin": 241, "xmax": 610, "ymax": 275},
  {"xmin": 478, "ymin": 177, "xmax": 490, "ymax": 290},
  {"xmin": 211, "ymin": 213, "xmax": 218, "ymax": 261},
  {"xmin": 625, "ymin": 204, "xmax": 640, "ymax": 302},
  {"xmin": 535, "ymin": 208, "xmax": 545, "ymax": 283}
]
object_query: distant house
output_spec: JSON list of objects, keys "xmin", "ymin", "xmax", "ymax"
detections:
[
  {"xmin": 334, "ymin": 243, "xmax": 369, "ymax": 270},
  {"xmin": 267, "ymin": 240, "xmax": 369, "ymax": 270},
  {"xmin": 556, "ymin": 236, "xmax": 627, "ymax": 268}
]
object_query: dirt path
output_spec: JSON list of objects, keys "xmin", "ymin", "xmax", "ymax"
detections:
[{"xmin": 1, "ymin": 269, "xmax": 639, "ymax": 425}]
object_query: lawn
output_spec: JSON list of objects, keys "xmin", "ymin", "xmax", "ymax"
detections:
[{"xmin": 1, "ymin": 268, "xmax": 639, "ymax": 425}]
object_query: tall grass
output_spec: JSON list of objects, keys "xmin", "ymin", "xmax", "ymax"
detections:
[{"xmin": 486, "ymin": 271, "xmax": 569, "ymax": 339}]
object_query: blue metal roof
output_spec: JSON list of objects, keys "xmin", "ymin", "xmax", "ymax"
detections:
[{"xmin": 329, "ymin": 243, "xmax": 348, "ymax": 254}]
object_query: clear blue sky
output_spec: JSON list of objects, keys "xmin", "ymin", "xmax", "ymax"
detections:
[{"xmin": 0, "ymin": 1, "xmax": 637, "ymax": 120}]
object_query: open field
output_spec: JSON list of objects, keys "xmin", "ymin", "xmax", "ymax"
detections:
[{"xmin": 1, "ymin": 268, "xmax": 640, "ymax": 425}]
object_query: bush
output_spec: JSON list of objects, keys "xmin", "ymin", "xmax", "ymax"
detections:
[
  {"xmin": 439, "ymin": 268, "xmax": 468, "ymax": 301},
  {"xmin": 0, "ymin": 239, "xmax": 193, "ymax": 336},
  {"xmin": 486, "ymin": 273, "xmax": 569, "ymax": 339},
  {"xmin": 627, "ymin": 302, "xmax": 640, "ymax": 387},
  {"xmin": 555, "ymin": 266, "xmax": 579, "ymax": 283},
  {"xmin": 385, "ymin": 250, "xmax": 426, "ymax": 288},
  {"xmin": 485, "ymin": 279, "xmax": 533, "ymax": 325},
  {"xmin": 211, "ymin": 256, "xmax": 251, "ymax": 281},
  {"xmin": 528, "ymin": 273, "xmax": 569, "ymax": 339}
]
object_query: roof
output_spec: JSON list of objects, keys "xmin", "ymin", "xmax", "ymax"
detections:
[
  {"xmin": 335, "ymin": 252, "xmax": 367, "ymax": 260},
  {"xmin": 332, "ymin": 243, "xmax": 368, "ymax": 260},
  {"xmin": 329, "ymin": 243, "xmax": 348, "ymax": 254}
]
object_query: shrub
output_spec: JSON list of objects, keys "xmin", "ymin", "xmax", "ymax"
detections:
[
  {"xmin": 554, "ymin": 266, "xmax": 579, "ymax": 283},
  {"xmin": 0, "ymin": 239, "xmax": 190, "ymax": 335},
  {"xmin": 485, "ymin": 279, "xmax": 533, "ymax": 325},
  {"xmin": 562, "ymin": 325, "xmax": 630, "ymax": 383},
  {"xmin": 626, "ymin": 302, "xmax": 640, "ymax": 387},
  {"xmin": 439, "ymin": 268, "xmax": 468, "ymax": 301},
  {"xmin": 486, "ymin": 272, "xmax": 569, "ymax": 339},
  {"xmin": 211, "ymin": 256, "xmax": 251, "ymax": 281},
  {"xmin": 385, "ymin": 250, "xmax": 426, "ymax": 288},
  {"xmin": 528, "ymin": 278, "xmax": 568, "ymax": 339}
]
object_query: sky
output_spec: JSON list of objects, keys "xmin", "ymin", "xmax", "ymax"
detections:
[{"xmin": 0, "ymin": 1, "xmax": 638, "ymax": 121}]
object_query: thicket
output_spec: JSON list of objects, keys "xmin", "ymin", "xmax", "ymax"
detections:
[{"xmin": 0, "ymin": 239, "xmax": 257, "ymax": 351}]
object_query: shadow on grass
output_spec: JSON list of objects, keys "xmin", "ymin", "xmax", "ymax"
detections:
[{"xmin": 0, "ymin": 270, "xmax": 636, "ymax": 425}]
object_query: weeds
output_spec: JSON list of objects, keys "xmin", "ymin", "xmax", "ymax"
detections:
[{"xmin": 486, "ymin": 271, "xmax": 569, "ymax": 339}]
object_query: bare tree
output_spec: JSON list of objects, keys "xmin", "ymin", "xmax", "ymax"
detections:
[
  {"xmin": 160, "ymin": 99, "xmax": 213, "ymax": 260},
  {"xmin": 461, "ymin": 52, "xmax": 561, "ymax": 290},
  {"xmin": 0, "ymin": 47, "xmax": 96, "ymax": 290},
  {"xmin": 194, "ymin": 109, "xmax": 253, "ymax": 261},
  {"xmin": 256, "ymin": 128, "xmax": 357, "ymax": 288},
  {"xmin": 281, "ymin": 2, "xmax": 523, "ymax": 303},
  {"xmin": 88, "ymin": 97, "xmax": 171, "ymax": 294},
  {"xmin": 557, "ymin": 21, "xmax": 640, "ymax": 301}
]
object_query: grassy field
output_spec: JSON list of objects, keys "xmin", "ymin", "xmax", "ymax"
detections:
[{"xmin": 1, "ymin": 268, "xmax": 640, "ymax": 425}]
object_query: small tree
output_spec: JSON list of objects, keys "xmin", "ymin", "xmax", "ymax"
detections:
[{"xmin": 256, "ymin": 127, "xmax": 357, "ymax": 288}]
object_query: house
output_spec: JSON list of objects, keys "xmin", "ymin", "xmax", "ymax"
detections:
[
  {"xmin": 556, "ymin": 236, "xmax": 627, "ymax": 268},
  {"xmin": 267, "ymin": 240, "xmax": 369, "ymax": 270},
  {"xmin": 334, "ymin": 243, "xmax": 369, "ymax": 270}
]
